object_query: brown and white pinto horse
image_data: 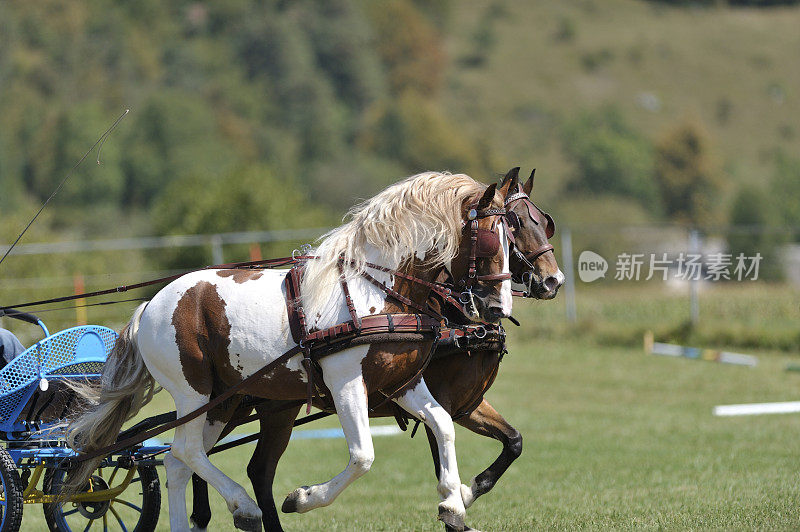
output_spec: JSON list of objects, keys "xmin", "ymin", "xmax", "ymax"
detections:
[
  {"xmin": 189, "ymin": 168, "xmax": 563, "ymax": 532},
  {"xmin": 65, "ymin": 172, "xmax": 514, "ymax": 532}
]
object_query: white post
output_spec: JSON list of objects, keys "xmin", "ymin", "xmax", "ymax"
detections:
[
  {"xmin": 689, "ymin": 229, "xmax": 699, "ymax": 325},
  {"xmin": 210, "ymin": 234, "xmax": 224, "ymax": 265},
  {"xmin": 561, "ymin": 228, "xmax": 577, "ymax": 323}
]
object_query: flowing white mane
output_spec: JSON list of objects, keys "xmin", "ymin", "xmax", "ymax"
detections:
[{"xmin": 301, "ymin": 171, "xmax": 495, "ymax": 317}]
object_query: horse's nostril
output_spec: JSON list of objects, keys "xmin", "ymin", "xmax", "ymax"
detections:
[{"xmin": 543, "ymin": 276, "xmax": 560, "ymax": 292}]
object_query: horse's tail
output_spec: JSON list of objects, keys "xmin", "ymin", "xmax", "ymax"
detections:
[{"xmin": 63, "ymin": 302, "xmax": 158, "ymax": 495}]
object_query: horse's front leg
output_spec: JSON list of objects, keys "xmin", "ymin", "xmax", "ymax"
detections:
[
  {"xmin": 453, "ymin": 398, "xmax": 522, "ymax": 508},
  {"xmin": 282, "ymin": 347, "xmax": 374, "ymax": 513},
  {"xmin": 394, "ymin": 379, "xmax": 467, "ymax": 531}
]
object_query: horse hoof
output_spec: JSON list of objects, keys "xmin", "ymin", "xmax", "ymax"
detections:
[
  {"xmin": 233, "ymin": 512, "xmax": 262, "ymax": 532},
  {"xmin": 438, "ymin": 508, "xmax": 466, "ymax": 531},
  {"xmin": 445, "ymin": 525, "xmax": 480, "ymax": 532},
  {"xmin": 281, "ymin": 486, "xmax": 310, "ymax": 513}
]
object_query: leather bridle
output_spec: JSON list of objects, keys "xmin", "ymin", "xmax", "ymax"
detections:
[
  {"xmin": 459, "ymin": 204, "xmax": 512, "ymax": 292},
  {"xmin": 503, "ymin": 185, "xmax": 555, "ymax": 292}
]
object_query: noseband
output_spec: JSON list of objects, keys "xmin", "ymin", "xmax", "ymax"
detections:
[{"xmin": 503, "ymin": 186, "xmax": 555, "ymax": 286}]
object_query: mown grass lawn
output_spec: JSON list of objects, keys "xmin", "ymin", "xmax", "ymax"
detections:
[
  {"xmin": 11, "ymin": 283, "xmax": 800, "ymax": 530},
  {"xmin": 91, "ymin": 333, "xmax": 798, "ymax": 531}
]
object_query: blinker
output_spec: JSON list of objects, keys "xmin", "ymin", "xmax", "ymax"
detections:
[{"xmin": 475, "ymin": 228, "xmax": 500, "ymax": 257}]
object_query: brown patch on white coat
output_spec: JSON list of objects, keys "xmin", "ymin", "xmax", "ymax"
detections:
[
  {"xmin": 216, "ymin": 269, "xmax": 264, "ymax": 284},
  {"xmin": 172, "ymin": 281, "xmax": 308, "ymax": 401}
]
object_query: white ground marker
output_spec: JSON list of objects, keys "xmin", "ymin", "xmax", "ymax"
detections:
[{"xmin": 713, "ymin": 401, "xmax": 800, "ymax": 417}]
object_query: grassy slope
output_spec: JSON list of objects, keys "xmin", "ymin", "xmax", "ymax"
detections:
[{"xmin": 443, "ymin": 0, "xmax": 800, "ymax": 205}]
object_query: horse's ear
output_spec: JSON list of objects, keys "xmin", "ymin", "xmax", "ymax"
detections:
[
  {"xmin": 500, "ymin": 167, "xmax": 520, "ymax": 187},
  {"xmin": 498, "ymin": 167, "xmax": 519, "ymax": 196},
  {"xmin": 523, "ymin": 168, "xmax": 536, "ymax": 196},
  {"xmin": 476, "ymin": 183, "xmax": 497, "ymax": 211},
  {"xmin": 498, "ymin": 167, "xmax": 518, "ymax": 200}
]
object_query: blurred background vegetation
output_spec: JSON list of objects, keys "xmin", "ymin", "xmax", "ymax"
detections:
[{"xmin": 1, "ymin": 0, "xmax": 799, "ymax": 349}]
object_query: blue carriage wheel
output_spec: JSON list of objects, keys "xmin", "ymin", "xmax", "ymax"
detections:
[{"xmin": 0, "ymin": 447, "xmax": 23, "ymax": 532}]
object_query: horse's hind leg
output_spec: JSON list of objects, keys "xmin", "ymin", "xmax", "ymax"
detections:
[
  {"xmin": 454, "ymin": 398, "xmax": 522, "ymax": 508},
  {"xmin": 165, "ymin": 417, "xmax": 227, "ymax": 532},
  {"xmin": 394, "ymin": 380, "xmax": 467, "ymax": 531},
  {"xmin": 168, "ymin": 398, "xmax": 262, "ymax": 531},
  {"xmin": 282, "ymin": 347, "xmax": 374, "ymax": 513},
  {"xmin": 248, "ymin": 403, "xmax": 302, "ymax": 531}
]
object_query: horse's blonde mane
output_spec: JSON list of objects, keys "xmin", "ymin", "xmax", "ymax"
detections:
[{"xmin": 301, "ymin": 172, "xmax": 496, "ymax": 317}]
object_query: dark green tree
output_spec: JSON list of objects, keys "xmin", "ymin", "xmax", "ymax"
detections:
[
  {"xmin": 562, "ymin": 106, "xmax": 658, "ymax": 207},
  {"xmin": 654, "ymin": 119, "xmax": 722, "ymax": 226}
]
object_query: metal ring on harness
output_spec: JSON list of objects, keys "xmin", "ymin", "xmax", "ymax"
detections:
[
  {"xmin": 292, "ymin": 244, "xmax": 312, "ymax": 260},
  {"xmin": 521, "ymin": 271, "xmax": 533, "ymax": 294},
  {"xmin": 474, "ymin": 326, "xmax": 487, "ymax": 339}
]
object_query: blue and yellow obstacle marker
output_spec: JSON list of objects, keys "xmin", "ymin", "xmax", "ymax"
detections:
[{"xmin": 644, "ymin": 331, "xmax": 757, "ymax": 367}]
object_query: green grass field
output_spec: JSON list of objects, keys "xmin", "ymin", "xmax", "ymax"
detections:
[
  {"xmin": 18, "ymin": 306, "xmax": 800, "ymax": 530},
  {"xmin": 173, "ymin": 337, "xmax": 800, "ymax": 530}
]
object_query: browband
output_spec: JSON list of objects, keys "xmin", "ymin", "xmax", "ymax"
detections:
[{"xmin": 503, "ymin": 191, "xmax": 528, "ymax": 206}]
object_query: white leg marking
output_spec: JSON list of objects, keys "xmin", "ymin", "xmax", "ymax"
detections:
[
  {"xmin": 285, "ymin": 347, "xmax": 374, "ymax": 512},
  {"xmin": 460, "ymin": 478, "xmax": 479, "ymax": 509},
  {"xmin": 168, "ymin": 398, "xmax": 261, "ymax": 529},
  {"xmin": 165, "ymin": 451, "xmax": 194, "ymax": 532},
  {"xmin": 394, "ymin": 379, "xmax": 466, "ymax": 520}
]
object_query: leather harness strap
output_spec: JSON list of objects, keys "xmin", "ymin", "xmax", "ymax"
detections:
[
  {"xmin": 285, "ymin": 260, "xmax": 445, "ymax": 414},
  {"xmin": 338, "ymin": 261, "xmax": 362, "ymax": 331}
]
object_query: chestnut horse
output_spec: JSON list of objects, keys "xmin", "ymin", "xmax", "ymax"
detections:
[
  {"xmin": 189, "ymin": 168, "xmax": 563, "ymax": 531},
  {"xmin": 65, "ymin": 172, "xmax": 514, "ymax": 532}
]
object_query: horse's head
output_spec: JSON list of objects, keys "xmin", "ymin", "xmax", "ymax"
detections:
[
  {"xmin": 499, "ymin": 167, "xmax": 564, "ymax": 300},
  {"xmin": 448, "ymin": 183, "xmax": 513, "ymax": 323}
]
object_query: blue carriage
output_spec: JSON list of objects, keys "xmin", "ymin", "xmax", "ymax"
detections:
[{"xmin": 0, "ymin": 310, "xmax": 163, "ymax": 532}]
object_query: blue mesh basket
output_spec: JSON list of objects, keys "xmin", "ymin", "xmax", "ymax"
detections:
[{"xmin": 0, "ymin": 325, "xmax": 116, "ymax": 432}]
